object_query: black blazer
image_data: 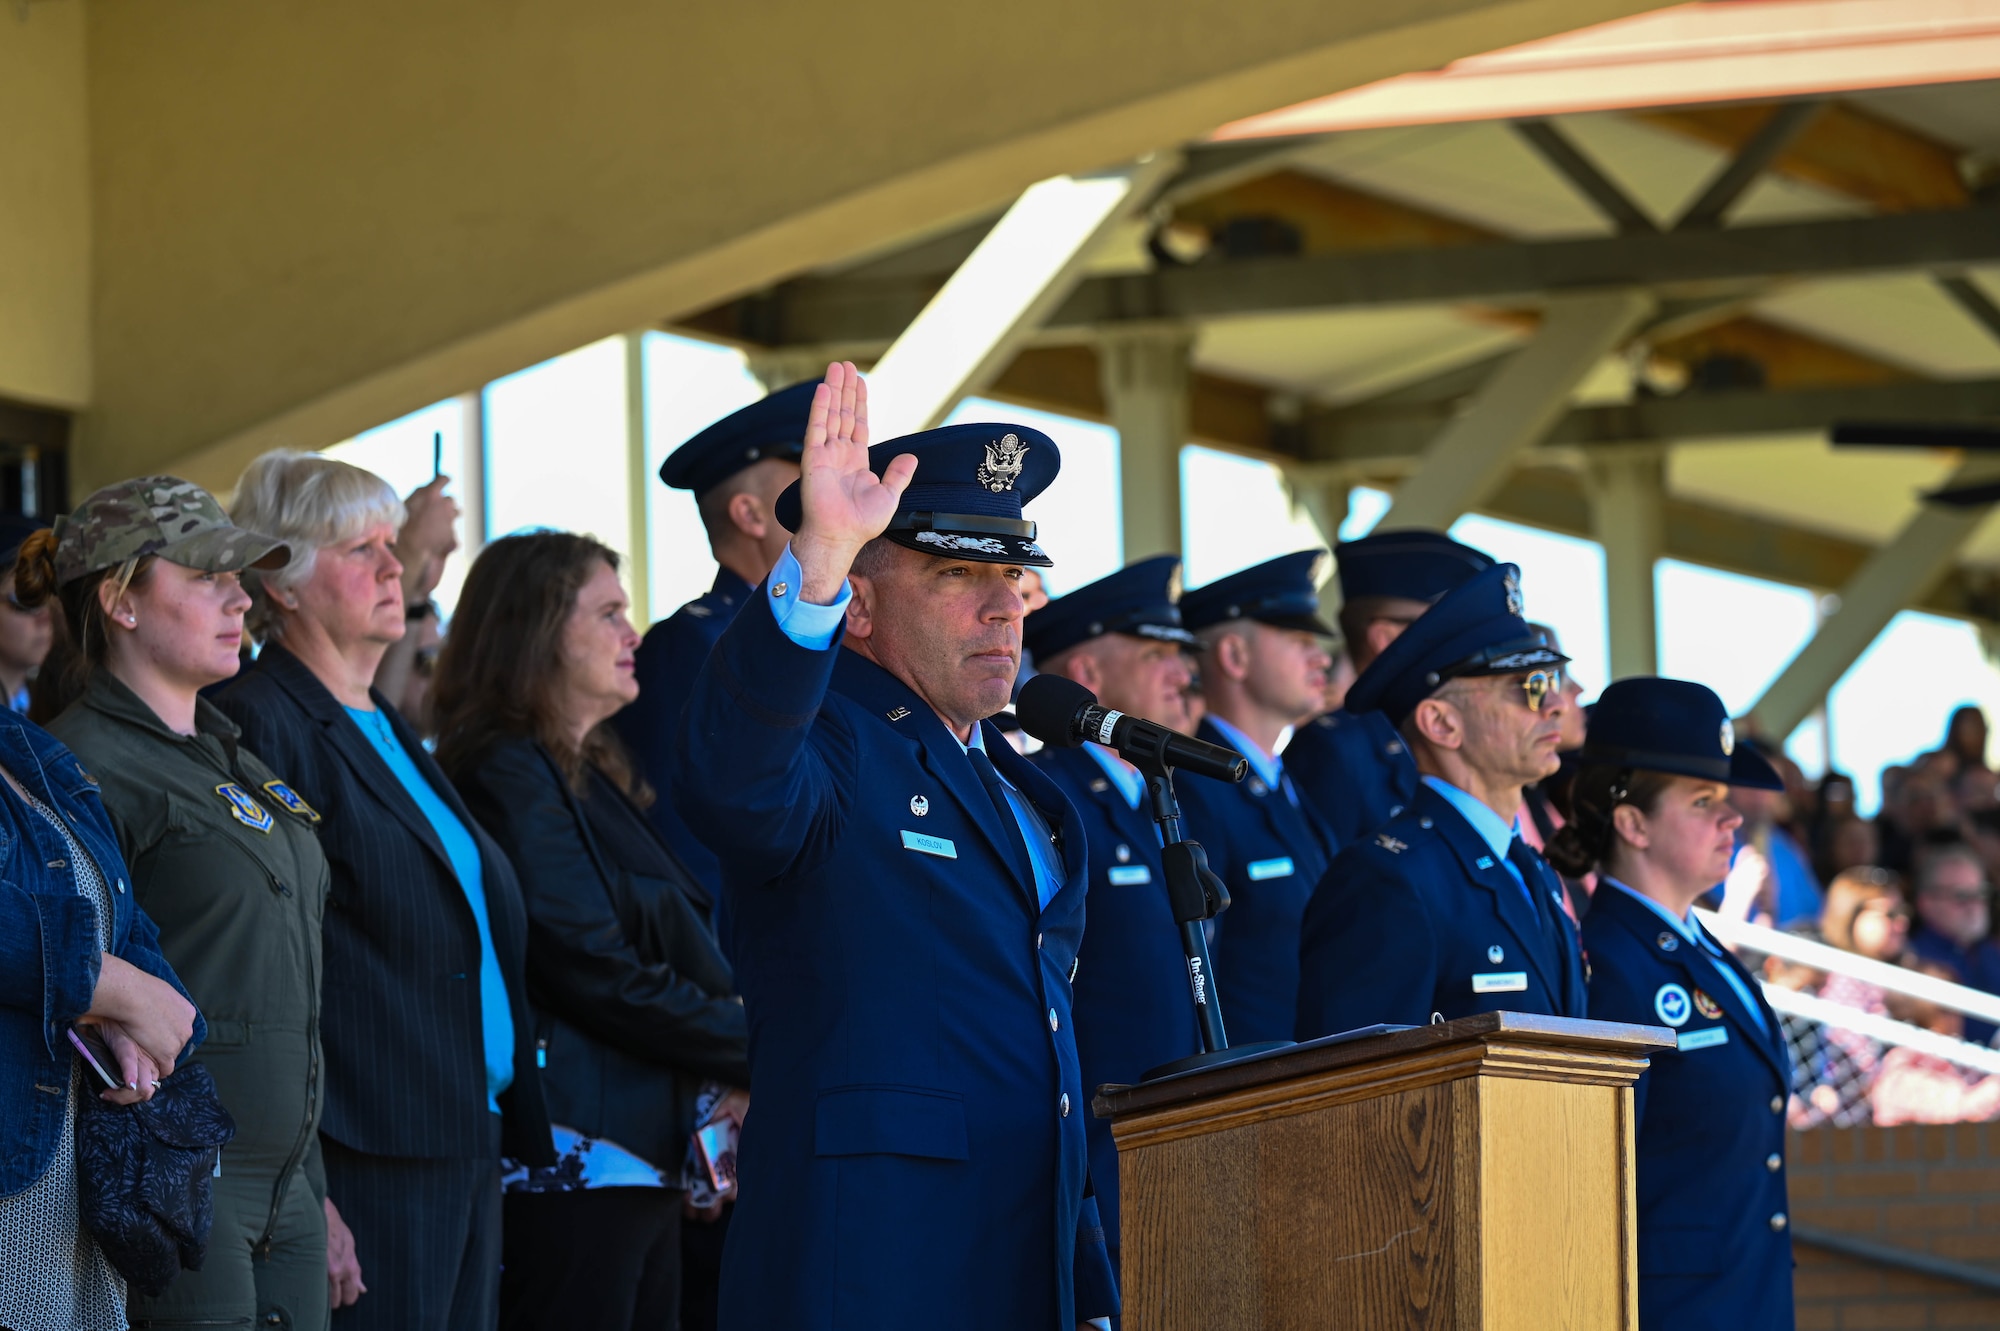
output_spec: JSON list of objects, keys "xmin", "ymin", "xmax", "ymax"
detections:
[
  {"xmin": 214, "ymin": 644, "xmax": 553, "ymax": 1166},
  {"xmin": 446, "ymin": 734, "xmax": 749, "ymax": 1169}
]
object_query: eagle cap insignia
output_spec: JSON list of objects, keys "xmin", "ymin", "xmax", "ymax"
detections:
[
  {"xmin": 977, "ymin": 432, "xmax": 1029, "ymax": 492},
  {"xmin": 1719, "ymin": 717, "xmax": 1735, "ymax": 756},
  {"xmin": 1503, "ymin": 570, "xmax": 1524, "ymax": 617}
]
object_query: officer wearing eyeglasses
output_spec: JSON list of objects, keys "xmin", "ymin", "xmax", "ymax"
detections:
[{"xmin": 1295, "ymin": 562, "xmax": 1587, "ymax": 1038}]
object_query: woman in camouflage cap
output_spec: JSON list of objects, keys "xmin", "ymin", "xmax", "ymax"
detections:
[{"xmin": 19, "ymin": 475, "xmax": 337, "ymax": 1331}]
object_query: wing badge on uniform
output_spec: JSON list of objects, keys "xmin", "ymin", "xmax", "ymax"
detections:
[{"xmin": 1374, "ymin": 833, "xmax": 1408, "ymax": 854}]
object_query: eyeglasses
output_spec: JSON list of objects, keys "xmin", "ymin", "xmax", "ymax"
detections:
[{"xmin": 1518, "ymin": 669, "xmax": 1563, "ymax": 713}]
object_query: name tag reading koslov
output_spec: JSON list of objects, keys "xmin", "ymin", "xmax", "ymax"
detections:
[
  {"xmin": 1678, "ymin": 1027, "xmax": 1730, "ymax": 1051},
  {"xmin": 900, "ymin": 830, "xmax": 958, "ymax": 859},
  {"xmin": 1107, "ymin": 865, "xmax": 1152, "ymax": 886},
  {"xmin": 1246, "ymin": 857, "xmax": 1295, "ymax": 881},
  {"xmin": 1471, "ymin": 972, "xmax": 1529, "ymax": 994}
]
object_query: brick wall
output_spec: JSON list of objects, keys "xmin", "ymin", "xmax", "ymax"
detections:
[{"xmin": 1789, "ymin": 1123, "xmax": 2000, "ymax": 1328}]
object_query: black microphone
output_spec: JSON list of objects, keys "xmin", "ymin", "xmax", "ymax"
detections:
[{"xmin": 1017, "ymin": 674, "xmax": 1247, "ymax": 783}]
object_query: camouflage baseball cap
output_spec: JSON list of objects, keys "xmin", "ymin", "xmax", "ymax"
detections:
[{"xmin": 53, "ymin": 476, "xmax": 290, "ymax": 585}]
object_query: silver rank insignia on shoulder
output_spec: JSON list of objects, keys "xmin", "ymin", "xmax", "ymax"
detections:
[
  {"xmin": 685, "ymin": 604, "xmax": 712, "ymax": 618},
  {"xmin": 262, "ymin": 780, "xmax": 320, "ymax": 824},
  {"xmin": 885, "ymin": 706, "xmax": 912, "ymax": 722},
  {"xmin": 909, "ymin": 795, "xmax": 929, "ymax": 817},
  {"xmin": 216, "ymin": 783, "xmax": 274, "ymax": 834},
  {"xmin": 1375, "ymin": 833, "xmax": 1408, "ymax": 854},
  {"xmin": 1657, "ymin": 931, "xmax": 1679, "ymax": 952}
]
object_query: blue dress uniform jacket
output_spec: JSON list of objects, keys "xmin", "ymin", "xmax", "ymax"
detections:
[
  {"xmin": 1284, "ymin": 708, "xmax": 1419, "ymax": 852},
  {"xmin": 1171, "ymin": 719, "xmax": 1335, "ymax": 1044},
  {"xmin": 672, "ymin": 589, "xmax": 1113, "ymax": 1331},
  {"xmin": 1295, "ymin": 782, "xmax": 1586, "ymax": 1038},
  {"xmin": 1583, "ymin": 886, "xmax": 1795, "ymax": 1331},
  {"xmin": 615, "ymin": 567, "xmax": 750, "ymax": 904},
  {"xmin": 1032, "ymin": 745, "xmax": 1200, "ymax": 1266}
]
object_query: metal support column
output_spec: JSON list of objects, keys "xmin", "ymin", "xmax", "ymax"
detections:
[
  {"xmin": 1749, "ymin": 462, "xmax": 2000, "ymax": 738},
  {"xmin": 1379, "ymin": 289, "xmax": 1654, "ymax": 531},
  {"xmin": 1100, "ymin": 326, "xmax": 1194, "ymax": 561},
  {"xmin": 622, "ymin": 331, "xmax": 652, "ymax": 627},
  {"xmin": 1587, "ymin": 449, "xmax": 1665, "ymax": 681}
]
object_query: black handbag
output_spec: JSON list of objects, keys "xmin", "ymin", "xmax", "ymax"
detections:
[{"xmin": 74, "ymin": 1059, "xmax": 237, "ymax": 1296}]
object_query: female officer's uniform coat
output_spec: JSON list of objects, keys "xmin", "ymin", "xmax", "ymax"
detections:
[
  {"xmin": 52, "ymin": 670, "xmax": 332, "ymax": 1331},
  {"xmin": 1583, "ymin": 883, "xmax": 1794, "ymax": 1331},
  {"xmin": 674, "ymin": 590, "xmax": 1113, "ymax": 1331}
]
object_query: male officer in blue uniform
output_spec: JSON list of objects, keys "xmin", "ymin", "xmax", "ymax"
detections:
[
  {"xmin": 616, "ymin": 381, "xmax": 815, "ymax": 896},
  {"xmin": 1295, "ymin": 562, "xmax": 1586, "ymax": 1038},
  {"xmin": 1286, "ymin": 530, "xmax": 1493, "ymax": 852},
  {"xmin": 672, "ymin": 364, "xmax": 1114, "ymax": 1331},
  {"xmin": 1023, "ymin": 555, "xmax": 1203, "ymax": 1289},
  {"xmin": 1173, "ymin": 551, "xmax": 1338, "ymax": 1045},
  {"xmin": 1569, "ymin": 678, "xmax": 1794, "ymax": 1330}
]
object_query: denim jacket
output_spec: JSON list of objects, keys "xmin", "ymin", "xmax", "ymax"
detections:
[{"xmin": 0, "ymin": 707, "xmax": 202, "ymax": 1196}]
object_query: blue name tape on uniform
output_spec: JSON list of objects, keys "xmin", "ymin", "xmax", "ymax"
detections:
[
  {"xmin": 1246, "ymin": 857, "xmax": 1295, "ymax": 881},
  {"xmin": 900, "ymin": 830, "xmax": 957, "ymax": 858},
  {"xmin": 1678, "ymin": 1026, "xmax": 1730, "ymax": 1051},
  {"xmin": 1472, "ymin": 971, "xmax": 1528, "ymax": 994},
  {"xmin": 1107, "ymin": 865, "xmax": 1152, "ymax": 886}
]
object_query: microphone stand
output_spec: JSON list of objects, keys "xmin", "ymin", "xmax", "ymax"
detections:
[{"xmin": 1122, "ymin": 728, "xmax": 1295, "ymax": 1080}]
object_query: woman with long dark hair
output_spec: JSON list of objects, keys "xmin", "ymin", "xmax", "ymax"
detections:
[
  {"xmin": 1545, "ymin": 677, "xmax": 1794, "ymax": 1331},
  {"xmin": 432, "ymin": 531, "xmax": 749, "ymax": 1331}
]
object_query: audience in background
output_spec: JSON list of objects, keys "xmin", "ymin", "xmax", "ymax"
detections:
[
  {"xmin": 216, "ymin": 452, "xmax": 552, "ymax": 1330},
  {"xmin": 1904, "ymin": 842, "xmax": 2000, "ymax": 1047},
  {"xmin": 0, "ymin": 513, "xmax": 53, "ymax": 714},
  {"xmin": 1871, "ymin": 962, "xmax": 2000, "ymax": 1126},
  {"xmin": 433, "ymin": 532, "xmax": 750, "ymax": 1331}
]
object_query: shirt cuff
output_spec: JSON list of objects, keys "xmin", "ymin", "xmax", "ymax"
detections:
[{"xmin": 767, "ymin": 543, "xmax": 851, "ymax": 651}]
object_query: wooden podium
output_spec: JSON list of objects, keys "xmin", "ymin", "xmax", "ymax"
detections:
[{"xmin": 1093, "ymin": 1013, "xmax": 1673, "ymax": 1330}]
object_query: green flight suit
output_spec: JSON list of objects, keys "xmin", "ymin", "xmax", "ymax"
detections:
[{"xmin": 52, "ymin": 671, "xmax": 332, "ymax": 1331}]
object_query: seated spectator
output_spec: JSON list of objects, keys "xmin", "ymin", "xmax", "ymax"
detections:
[
  {"xmin": 215, "ymin": 451, "xmax": 552, "ymax": 1330},
  {"xmin": 1957, "ymin": 764, "xmax": 2000, "ymax": 816},
  {"xmin": 1816, "ymin": 867, "xmax": 1912, "ymax": 1118},
  {"xmin": 1877, "ymin": 763, "xmax": 1953, "ymax": 878},
  {"xmin": 1943, "ymin": 705, "xmax": 1991, "ymax": 775},
  {"xmin": 1818, "ymin": 817, "xmax": 1880, "ymax": 885},
  {"xmin": 24, "ymin": 479, "xmax": 338, "ymax": 1330},
  {"xmin": 0, "ymin": 615, "xmax": 201, "ymax": 1324},
  {"xmin": 1872, "ymin": 963, "xmax": 2000, "ymax": 1126},
  {"xmin": 432, "ymin": 532, "xmax": 750, "ymax": 1331},
  {"xmin": 1905, "ymin": 842, "xmax": 2000, "ymax": 1047},
  {"xmin": 1733, "ymin": 740, "xmax": 1822, "ymax": 928}
]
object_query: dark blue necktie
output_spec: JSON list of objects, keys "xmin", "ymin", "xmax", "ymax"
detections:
[{"xmin": 967, "ymin": 747, "xmax": 1033, "ymax": 878}]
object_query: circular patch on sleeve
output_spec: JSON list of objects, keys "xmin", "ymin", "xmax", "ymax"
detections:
[{"xmin": 1654, "ymin": 983, "xmax": 1692, "ymax": 1028}]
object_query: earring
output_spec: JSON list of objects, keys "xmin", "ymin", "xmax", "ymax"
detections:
[{"xmin": 122, "ymin": 614, "xmax": 136, "ymax": 627}]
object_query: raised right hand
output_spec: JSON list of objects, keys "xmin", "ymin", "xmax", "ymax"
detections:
[
  {"xmin": 87, "ymin": 952, "xmax": 197, "ymax": 1074},
  {"xmin": 791, "ymin": 362, "xmax": 917, "ymax": 603}
]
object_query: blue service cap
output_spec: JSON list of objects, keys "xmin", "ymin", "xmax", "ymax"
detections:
[
  {"xmin": 774, "ymin": 422, "xmax": 1060, "ymax": 567},
  {"xmin": 1336, "ymin": 528, "xmax": 1493, "ymax": 602},
  {"xmin": 1181, "ymin": 549, "xmax": 1335, "ymax": 638},
  {"xmin": 1580, "ymin": 677, "xmax": 1781, "ymax": 790},
  {"xmin": 658, "ymin": 380, "xmax": 818, "ymax": 496},
  {"xmin": 1024, "ymin": 555, "xmax": 1197, "ymax": 662},
  {"xmin": 1345, "ymin": 562, "xmax": 1567, "ymax": 725}
]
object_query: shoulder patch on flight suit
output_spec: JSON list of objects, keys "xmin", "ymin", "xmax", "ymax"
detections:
[
  {"xmin": 262, "ymin": 780, "xmax": 321, "ymax": 824},
  {"xmin": 1374, "ymin": 833, "xmax": 1408, "ymax": 854},
  {"xmin": 215, "ymin": 782, "xmax": 274, "ymax": 833}
]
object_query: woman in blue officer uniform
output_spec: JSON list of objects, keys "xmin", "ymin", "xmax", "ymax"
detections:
[{"xmin": 1544, "ymin": 677, "xmax": 1793, "ymax": 1331}]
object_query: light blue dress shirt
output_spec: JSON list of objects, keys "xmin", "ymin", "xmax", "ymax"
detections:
[
  {"xmin": 1601, "ymin": 877, "xmax": 1769, "ymax": 1035},
  {"xmin": 1084, "ymin": 742, "xmax": 1144, "ymax": 811},
  {"xmin": 1207, "ymin": 714, "xmax": 1299, "ymax": 808},
  {"xmin": 345, "ymin": 705, "xmax": 516, "ymax": 1112},
  {"xmin": 1421, "ymin": 775, "xmax": 1534, "ymax": 907},
  {"xmin": 769, "ymin": 543, "xmax": 1064, "ymax": 911}
]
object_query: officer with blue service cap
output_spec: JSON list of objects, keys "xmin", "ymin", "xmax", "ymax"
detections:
[
  {"xmin": 671, "ymin": 365, "xmax": 1116, "ymax": 1331},
  {"xmin": 1541, "ymin": 677, "xmax": 1794, "ymax": 1331},
  {"xmin": 1295, "ymin": 561, "xmax": 1586, "ymax": 1039},
  {"xmin": 1023, "ymin": 555, "xmax": 1202, "ymax": 1287},
  {"xmin": 1172, "ymin": 550, "xmax": 1339, "ymax": 1045},
  {"xmin": 617, "ymin": 381, "xmax": 817, "ymax": 905},
  {"xmin": 1285, "ymin": 529, "xmax": 1494, "ymax": 852}
]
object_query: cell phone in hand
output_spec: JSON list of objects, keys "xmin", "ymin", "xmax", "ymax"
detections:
[
  {"xmin": 69, "ymin": 1026, "xmax": 122, "ymax": 1089},
  {"xmin": 693, "ymin": 1117, "xmax": 738, "ymax": 1196}
]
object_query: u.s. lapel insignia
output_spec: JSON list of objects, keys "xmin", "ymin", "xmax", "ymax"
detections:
[
  {"xmin": 216, "ymin": 783, "xmax": 274, "ymax": 833},
  {"xmin": 1657, "ymin": 931, "xmax": 1679, "ymax": 952},
  {"xmin": 1692, "ymin": 988, "xmax": 1723, "ymax": 1020},
  {"xmin": 262, "ymin": 780, "xmax": 321, "ymax": 824},
  {"xmin": 886, "ymin": 706, "xmax": 912, "ymax": 722}
]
